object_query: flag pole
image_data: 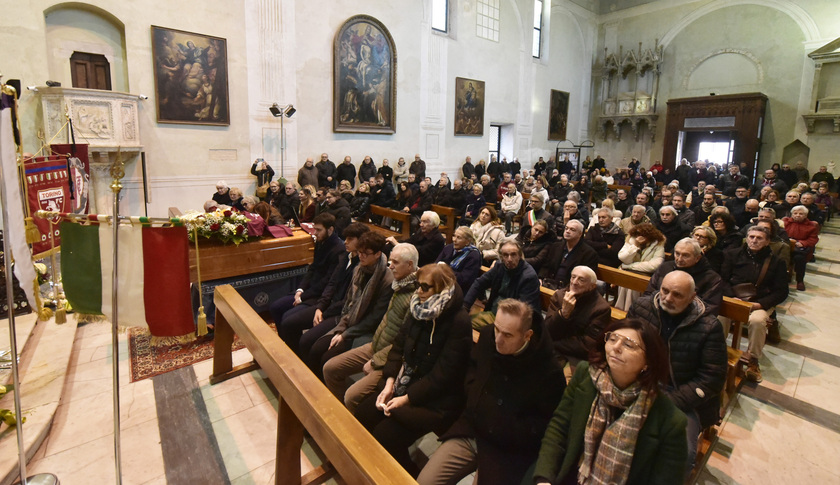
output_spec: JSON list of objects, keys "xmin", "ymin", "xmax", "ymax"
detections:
[
  {"xmin": 109, "ymin": 148, "xmax": 125, "ymax": 485},
  {"xmin": 1, "ymin": 83, "xmax": 59, "ymax": 485}
]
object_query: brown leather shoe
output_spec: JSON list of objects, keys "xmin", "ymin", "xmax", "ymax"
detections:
[
  {"xmin": 746, "ymin": 359, "xmax": 763, "ymax": 383},
  {"xmin": 796, "ymin": 281, "xmax": 805, "ymax": 291}
]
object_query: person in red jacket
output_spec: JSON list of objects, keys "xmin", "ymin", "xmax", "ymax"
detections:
[{"xmin": 783, "ymin": 205, "xmax": 820, "ymax": 291}]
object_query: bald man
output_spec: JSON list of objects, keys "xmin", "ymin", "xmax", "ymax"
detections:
[
  {"xmin": 628, "ymin": 271, "xmax": 727, "ymax": 475},
  {"xmin": 543, "ymin": 266, "xmax": 611, "ymax": 364}
]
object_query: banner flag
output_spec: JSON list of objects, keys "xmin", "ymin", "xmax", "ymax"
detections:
[
  {"xmin": 0, "ymin": 102, "xmax": 36, "ymax": 309},
  {"xmin": 61, "ymin": 221, "xmax": 195, "ymax": 340}
]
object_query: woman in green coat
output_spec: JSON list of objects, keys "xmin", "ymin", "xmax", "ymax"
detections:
[{"xmin": 532, "ymin": 318, "xmax": 687, "ymax": 485}]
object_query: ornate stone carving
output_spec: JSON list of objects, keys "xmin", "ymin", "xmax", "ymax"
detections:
[{"xmin": 598, "ymin": 41, "xmax": 662, "ymax": 141}]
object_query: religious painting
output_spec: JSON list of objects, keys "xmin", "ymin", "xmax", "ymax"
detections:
[
  {"xmin": 151, "ymin": 26, "xmax": 230, "ymax": 125},
  {"xmin": 334, "ymin": 15, "xmax": 397, "ymax": 134},
  {"xmin": 454, "ymin": 77, "xmax": 484, "ymax": 136},
  {"xmin": 548, "ymin": 89, "xmax": 569, "ymax": 140}
]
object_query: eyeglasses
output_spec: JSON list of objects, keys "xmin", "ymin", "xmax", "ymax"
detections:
[
  {"xmin": 418, "ymin": 282, "xmax": 434, "ymax": 292},
  {"xmin": 605, "ymin": 332, "xmax": 646, "ymax": 352},
  {"xmin": 360, "ymin": 250, "xmax": 377, "ymax": 257}
]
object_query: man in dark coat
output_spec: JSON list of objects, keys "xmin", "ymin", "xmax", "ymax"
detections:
[
  {"xmin": 377, "ymin": 159, "xmax": 394, "ymax": 183},
  {"xmin": 720, "ymin": 226, "xmax": 789, "ymax": 383},
  {"xmin": 464, "ymin": 240, "xmax": 541, "ymax": 328},
  {"xmin": 325, "ymin": 190, "xmax": 351, "ymax": 236},
  {"xmin": 404, "ymin": 180, "xmax": 435, "ymax": 233},
  {"xmin": 509, "ymin": 157, "xmax": 522, "ymax": 177},
  {"xmin": 671, "ymin": 191, "xmax": 696, "ymax": 227},
  {"xmin": 725, "ymin": 187, "xmax": 749, "ymax": 224},
  {"xmin": 718, "ymin": 165, "xmax": 750, "ymax": 197},
  {"xmin": 777, "ymin": 163, "xmax": 798, "ymax": 190},
  {"xmin": 447, "ymin": 179, "xmax": 468, "ymax": 214},
  {"xmin": 418, "ymin": 300, "xmax": 565, "ymax": 485},
  {"xmin": 409, "ymin": 153, "xmax": 426, "ymax": 180},
  {"xmin": 543, "ymin": 266, "xmax": 611, "ymax": 362},
  {"xmin": 645, "ymin": 238, "xmax": 723, "ymax": 316},
  {"xmin": 656, "ymin": 206, "xmax": 691, "ymax": 253},
  {"xmin": 370, "ymin": 175, "xmax": 395, "ymax": 208},
  {"xmin": 461, "ymin": 156, "xmax": 475, "ymax": 180},
  {"xmin": 750, "ymin": 169, "xmax": 788, "ymax": 198},
  {"xmin": 387, "ymin": 211, "xmax": 445, "ymax": 267},
  {"xmin": 486, "ymin": 155, "xmax": 501, "ymax": 180},
  {"xmin": 538, "ymin": 220, "xmax": 599, "ymax": 288},
  {"xmin": 316, "ymin": 152, "xmax": 337, "ymax": 188},
  {"xmin": 628, "ymin": 270, "xmax": 727, "ymax": 473},
  {"xmin": 336, "ymin": 156, "xmax": 357, "ymax": 189},
  {"xmin": 584, "ymin": 207, "xmax": 626, "ymax": 267},
  {"xmin": 358, "ymin": 156, "xmax": 377, "ymax": 185},
  {"xmin": 269, "ymin": 213, "xmax": 344, "ymax": 342}
]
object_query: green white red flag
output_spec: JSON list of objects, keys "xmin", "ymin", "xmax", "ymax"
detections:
[{"xmin": 60, "ymin": 221, "xmax": 195, "ymax": 340}]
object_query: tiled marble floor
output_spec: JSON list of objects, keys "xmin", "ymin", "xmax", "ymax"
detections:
[{"xmin": 16, "ymin": 226, "xmax": 840, "ymax": 484}]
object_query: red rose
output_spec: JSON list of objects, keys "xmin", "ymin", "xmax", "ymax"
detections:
[
  {"xmin": 210, "ymin": 223, "xmax": 221, "ymax": 231},
  {"xmin": 223, "ymin": 210, "xmax": 232, "ymax": 217},
  {"xmin": 235, "ymin": 225, "xmax": 244, "ymax": 235}
]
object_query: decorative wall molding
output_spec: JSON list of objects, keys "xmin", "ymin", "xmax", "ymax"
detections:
[
  {"xmin": 660, "ymin": 0, "xmax": 819, "ymax": 49},
  {"xmin": 682, "ymin": 48, "xmax": 764, "ymax": 90}
]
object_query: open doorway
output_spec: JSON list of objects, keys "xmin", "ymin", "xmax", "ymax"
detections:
[{"xmin": 679, "ymin": 130, "xmax": 735, "ymax": 172}]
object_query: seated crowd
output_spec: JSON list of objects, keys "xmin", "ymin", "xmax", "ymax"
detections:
[{"xmin": 211, "ymin": 153, "xmax": 833, "ymax": 484}]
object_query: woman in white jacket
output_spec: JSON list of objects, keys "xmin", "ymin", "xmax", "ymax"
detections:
[
  {"xmin": 500, "ymin": 183, "xmax": 524, "ymax": 235},
  {"xmin": 615, "ymin": 222, "xmax": 665, "ymax": 311},
  {"xmin": 470, "ymin": 206, "xmax": 506, "ymax": 264},
  {"xmin": 393, "ymin": 157, "xmax": 409, "ymax": 184}
]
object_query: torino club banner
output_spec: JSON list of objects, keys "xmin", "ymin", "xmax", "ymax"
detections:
[{"xmin": 24, "ymin": 156, "xmax": 71, "ymax": 257}]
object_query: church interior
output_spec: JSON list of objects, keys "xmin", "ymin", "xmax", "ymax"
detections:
[{"xmin": 1, "ymin": 0, "xmax": 839, "ymax": 484}]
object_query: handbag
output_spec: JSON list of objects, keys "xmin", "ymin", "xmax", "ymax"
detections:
[
  {"xmin": 731, "ymin": 256, "xmax": 772, "ymax": 302},
  {"xmin": 256, "ymin": 183, "xmax": 270, "ymax": 198}
]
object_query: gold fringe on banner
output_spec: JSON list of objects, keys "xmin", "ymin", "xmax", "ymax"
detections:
[
  {"xmin": 193, "ymin": 227, "xmax": 208, "ymax": 337},
  {"xmin": 24, "ymin": 217, "xmax": 39, "ymax": 244}
]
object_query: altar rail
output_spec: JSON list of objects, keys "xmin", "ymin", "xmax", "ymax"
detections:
[{"xmin": 211, "ymin": 284, "xmax": 416, "ymax": 484}]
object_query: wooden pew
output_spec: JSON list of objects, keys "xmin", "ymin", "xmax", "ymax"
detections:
[
  {"xmin": 365, "ymin": 204, "xmax": 412, "ymax": 241},
  {"xmin": 433, "ymin": 204, "xmax": 456, "ymax": 243},
  {"xmin": 211, "ymin": 285, "xmax": 416, "ymax": 485}
]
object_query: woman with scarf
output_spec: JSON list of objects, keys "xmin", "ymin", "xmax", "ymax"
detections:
[
  {"xmin": 435, "ymin": 226, "xmax": 482, "ymax": 292},
  {"xmin": 692, "ymin": 225, "xmax": 724, "ymax": 274},
  {"xmin": 299, "ymin": 231, "xmax": 394, "ymax": 380},
  {"xmin": 533, "ymin": 318, "xmax": 687, "ymax": 485},
  {"xmin": 354, "ymin": 264, "xmax": 472, "ymax": 476},
  {"xmin": 470, "ymin": 206, "xmax": 506, "ymax": 264}
]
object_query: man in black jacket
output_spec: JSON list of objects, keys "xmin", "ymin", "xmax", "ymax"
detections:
[
  {"xmin": 418, "ymin": 299, "xmax": 565, "ymax": 485},
  {"xmin": 275, "ymin": 221, "xmax": 367, "ymax": 353},
  {"xmin": 628, "ymin": 270, "xmax": 727, "ymax": 474},
  {"xmin": 539, "ymin": 220, "xmax": 598, "ymax": 288},
  {"xmin": 461, "ymin": 156, "xmax": 475, "ymax": 180},
  {"xmin": 645, "ymin": 238, "xmax": 723, "ymax": 316},
  {"xmin": 671, "ymin": 191, "xmax": 696, "ymax": 227},
  {"xmin": 316, "ymin": 152, "xmax": 337, "ymax": 188},
  {"xmin": 543, "ymin": 266, "xmax": 611, "ymax": 363},
  {"xmin": 656, "ymin": 206, "xmax": 691, "ymax": 253},
  {"xmin": 269, "ymin": 213, "xmax": 344, "ymax": 343},
  {"xmin": 409, "ymin": 153, "xmax": 426, "ymax": 180},
  {"xmin": 464, "ymin": 239, "xmax": 541, "ymax": 328},
  {"xmin": 336, "ymin": 156, "xmax": 357, "ymax": 189},
  {"xmin": 584, "ymin": 207, "xmax": 625, "ymax": 267},
  {"xmin": 720, "ymin": 226, "xmax": 789, "ymax": 382}
]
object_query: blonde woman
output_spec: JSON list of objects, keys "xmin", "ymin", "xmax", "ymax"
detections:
[
  {"xmin": 470, "ymin": 206, "xmax": 506, "ymax": 263},
  {"xmin": 299, "ymin": 184, "xmax": 317, "ymax": 222}
]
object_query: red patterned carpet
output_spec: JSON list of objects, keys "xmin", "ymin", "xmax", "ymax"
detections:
[{"xmin": 128, "ymin": 327, "xmax": 269, "ymax": 382}]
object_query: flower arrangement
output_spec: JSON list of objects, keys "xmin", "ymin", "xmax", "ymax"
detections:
[{"xmin": 181, "ymin": 209, "xmax": 250, "ymax": 245}]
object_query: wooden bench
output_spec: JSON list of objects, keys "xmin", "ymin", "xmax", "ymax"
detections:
[
  {"xmin": 432, "ymin": 204, "xmax": 457, "ymax": 243},
  {"xmin": 365, "ymin": 204, "xmax": 412, "ymax": 241},
  {"xmin": 211, "ymin": 285, "xmax": 416, "ymax": 484}
]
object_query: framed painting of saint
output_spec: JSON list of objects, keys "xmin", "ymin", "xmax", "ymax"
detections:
[
  {"xmin": 151, "ymin": 26, "xmax": 230, "ymax": 125},
  {"xmin": 548, "ymin": 89, "xmax": 569, "ymax": 140},
  {"xmin": 454, "ymin": 77, "xmax": 484, "ymax": 136},
  {"xmin": 334, "ymin": 15, "xmax": 397, "ymax": 134}
]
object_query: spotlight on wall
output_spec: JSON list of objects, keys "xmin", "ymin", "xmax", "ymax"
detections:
[
  {"xmin": 26, "ymin": 86, "xmax": 38, "ymax": 92},
  {"xmin": 269, "ymin": 103, "xmax": 296, "ymax": 118},
  {"xmin": 137, "ymin": 94, "xmax": 149, "ymax": 100}
]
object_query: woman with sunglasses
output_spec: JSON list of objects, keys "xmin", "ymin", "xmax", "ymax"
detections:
[
  {"xmin": 532, "ymin": 318, "xmax": 687, "ymax": 485},
  {"xmin": 354, "ymin": 264, "xmax": 472, "ymax": 476}
]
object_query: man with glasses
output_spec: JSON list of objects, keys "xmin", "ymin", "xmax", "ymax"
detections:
[
  {"xmin": 628, "ymin": 270, "xmax": 727, "ymax": 475},
  {"xmin": 464, "ymin": 239, "xmax": 540, "ymax": 329}
]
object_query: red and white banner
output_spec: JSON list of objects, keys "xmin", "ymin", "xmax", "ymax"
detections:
[
  {"xmin": 24, "ymin": 156, "xmax": 71, "ymax": 257},
  {"xmin": 51, "ymin": 143, "xmax": 90, "ymax": 215}
]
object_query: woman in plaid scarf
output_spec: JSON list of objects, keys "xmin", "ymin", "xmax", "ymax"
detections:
[{"xmin": 532, "ymin": 318, "xmax": 688, "ymax": 485}]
